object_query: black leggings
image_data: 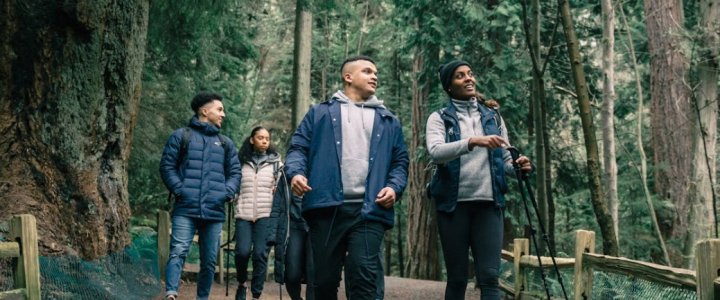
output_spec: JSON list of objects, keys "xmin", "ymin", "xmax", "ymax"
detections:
[{"xmin": 437, "ymin": 201, "xmax": 503, "ymax": 300}]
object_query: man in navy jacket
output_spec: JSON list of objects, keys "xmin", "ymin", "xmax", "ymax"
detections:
[
  {"xmin": 159, "ymin": 91, "xmax": 241, "ymax": 300},
  {"xmin": 285, "ymin": 56, "xmax": 409, "ymax": 300}
]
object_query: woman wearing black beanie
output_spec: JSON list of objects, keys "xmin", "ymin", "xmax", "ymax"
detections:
[{"xmin": 426, "ymin": 60, "xmax": 532, "ymax": 300}]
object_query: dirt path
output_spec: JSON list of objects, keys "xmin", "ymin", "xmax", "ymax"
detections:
[{"xmin": 159, "ymin": 276, "xmax": 482, "ymax": 299}]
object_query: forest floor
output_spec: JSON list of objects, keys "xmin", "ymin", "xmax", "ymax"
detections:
[{"xmin": 156, "ymin": 276, "xmax": 483, "ymax": 299}]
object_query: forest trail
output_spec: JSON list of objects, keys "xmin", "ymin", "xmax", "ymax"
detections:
[{"xmin": 159, "ymin": 276, "xmax": 482, "ymax": 299}]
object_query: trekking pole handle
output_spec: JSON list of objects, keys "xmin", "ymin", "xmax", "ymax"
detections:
[{"xmin": 506, "ymin": 146, "xmax": 521, "ymax": 162}]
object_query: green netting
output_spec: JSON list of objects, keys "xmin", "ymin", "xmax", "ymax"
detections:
[
  {"xmin": 38, "ymin": 229, "xmax": 163, "ymax": 300},
  {"xmin": 522, "ymin": 264, "xmax": 576, "ymax": 299},
  {"xmin": 0, "ymin": 257, "xmax": 14, "ymax": 291},
  {"xmin": 502, "ymin": 258, "xmax": 697, "ymax": 300},
  {"xmin": 589, "ymin": 270, "xmax": 696, "ymax": 300}
]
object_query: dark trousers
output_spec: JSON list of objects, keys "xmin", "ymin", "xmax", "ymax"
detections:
[
  {"xmin": 306, "ymin": 203, "xmax": 385, "ymax": 300},
  {"xmin": 437, "ymin": 201, "xmax": 503, "ymax": 300},
  {"xmin": 285, "ymin": 226, "xmax": 314, "ymax": 300},
  {"xmin": 234, "ymin": 218, "xmax": 271, "ymax": 297}
]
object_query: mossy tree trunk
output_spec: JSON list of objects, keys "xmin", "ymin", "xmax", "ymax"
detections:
[
  {"xmin": 0, "ymin": 0, "xmax": 150, "ymax": 259},
  {"xmin": 558, "ymin": 0, "xmax": 618, "ymax": 256}
]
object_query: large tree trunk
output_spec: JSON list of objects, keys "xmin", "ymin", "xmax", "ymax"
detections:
[
  {"xmin": 643, "ymin": 0, "xmax": 694, "ymax": 267},
  {"xmin": 0, "ymin": 1, "xmax": 150, "ymax": 259},
  {"xmin": 688, "ymin": 0, "xmax": 720, "ymax": 265},
  {"xmin": 600, "ymin": 0, "xmax": 619, "ymax": 247},
  {"xmin": 618, "ymin": 5, "xmax": 672, "ymax": 265},
  {"xmin": 291, "ymin": 0, "xmax": 313, "ymax": 128},
  {"xmin": 404, "ymin": 46, "xmax": 441, "ymax": 280},
  {"xmin": 559, "ymin": 0, "xmax": 618, "ymax": 256}
]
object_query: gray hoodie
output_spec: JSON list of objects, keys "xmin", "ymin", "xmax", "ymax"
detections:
[{"xmin": 333, "ymin": 90, "xmax": 386, "ymax": 202}]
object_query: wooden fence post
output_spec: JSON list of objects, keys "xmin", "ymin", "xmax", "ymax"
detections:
[
  {"xmin": 514, "ymin": 238, "xmax": 529, "ymax": 299},
  {"xmin": 573, "ymin": 230, "xmax": 595, "ymax": 300},
  {"xmin": 695, "ymin": 239, "xmax": 720, "ymax": 300},
  {"xmin": 9, "ymin": 214, "xmax": 41, "ymax": 300},
  {"xmin": 158, "ymin": 211, "xmax": 171, "ymax": 280}
]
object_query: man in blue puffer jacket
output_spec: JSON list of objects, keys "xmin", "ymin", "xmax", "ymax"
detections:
[
  {"xmin": 159, "ymin": 91, "xmax": 242, "ymax": 300},
  {"xmin": 286, "ymin": 56, "xmax": 409, "ymax": 300}
]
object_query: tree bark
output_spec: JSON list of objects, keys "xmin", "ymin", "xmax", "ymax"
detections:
[
  {"xmin": 600, "ymin": 0, "xmax": 619, "ymax": 247},
  {"xmin": 688, "ymin": 0, "xmax": 720, "ymax": 263},
  {"xmin": 291, "ymin": 0, "xmax": 313, "ymax": 128},
  {"xmin": 0, "ymin": 0, "xmax": 150, "ymax": 259},
  {"xmin": 618, "ymin": 4, "xmax": 672, "ymax": 265},
  {"xmin": 643, "ymin": 0, "xmax": 693, "ymax": 267},
  {"xmin": 558, "ymin": 0, "xmax": 618, "ymax": 256},
  {"xmin": 404, "ymin": 45, "xmax": 441, "ymax": 280}
]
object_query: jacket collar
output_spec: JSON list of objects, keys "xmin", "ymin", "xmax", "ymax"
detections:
[{"xmin": 187, "ymin": 115, "xmax": 220, "ymax": 135}]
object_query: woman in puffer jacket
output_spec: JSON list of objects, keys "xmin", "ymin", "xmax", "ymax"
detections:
[{"xmin": 233, "ymin": 126, "xmax": 288, "ymax": 300}]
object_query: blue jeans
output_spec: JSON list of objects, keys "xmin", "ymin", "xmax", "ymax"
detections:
[
  {"xmin": 165, "ymin": 215, "xmax": 223, "ymax": 300},
  {"xmin": 235, "ymin": 218, "xmax": 271, "ymax": 298}
]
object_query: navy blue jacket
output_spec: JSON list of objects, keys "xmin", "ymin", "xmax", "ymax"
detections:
[
  {"xmin": 285, "ymin": 98, "xmax": 409, "ymax": 227},
  {"xmin": 159, "ymin": 116, "xmax": 242, "ymax": 221},
  {"xmin": 427, "ymin": 101, "xmax": 509, "ymax": 212}
]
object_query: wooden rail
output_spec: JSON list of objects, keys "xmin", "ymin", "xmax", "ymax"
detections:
[
  {"xmin": 501, "ymin": 230, "xmax": 720, "ymax": 300},
  {"xmin": 0, "ymin": 215, "xmax": 41, "ymax": 300}
]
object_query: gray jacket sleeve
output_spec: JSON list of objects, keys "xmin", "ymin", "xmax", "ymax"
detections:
[{"xmin": 425, "ymin": 111, "xmax": 471, "ymax": 164}]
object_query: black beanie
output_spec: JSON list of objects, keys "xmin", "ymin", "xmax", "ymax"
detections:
[
  {"xmin": 190, "ymin": 91, "xmax": 223, "ymax": 113},
  {"xmin": 438, "ymin": 60, "xmax": 470, "ymax": 94}
]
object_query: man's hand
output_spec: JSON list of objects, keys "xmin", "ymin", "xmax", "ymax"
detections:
[
  {"xmin": 375, "ymin": 187, "xmax": 397, "ymax": 209},
  {"xmin": 469, "ymin": 135, "xmax": 506, "ymax": 150},
  {"xmin": 515, "ymin": 155, "xmax": 533, "ymax": 173},
  {"xmin": 291, "ymin": 175, "xmax": 312, "ymax": 196}
]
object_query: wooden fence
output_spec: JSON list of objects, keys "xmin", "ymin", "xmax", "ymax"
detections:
[
  {"xmin": 0, "ymin": 215, "xmax": 41, "ymax": 300},
  {"xmin": 503, "ymin": 230, "xmax": 720, "ymax": 300}
]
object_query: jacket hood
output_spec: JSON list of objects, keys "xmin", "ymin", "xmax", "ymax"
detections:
[
  {"xmin": 332, "ymin": 90, "xmax": 386, "ymax": 109},
  {"xmin": 188, "ymin": 115, "xmax": 220, "ymax": 135}
]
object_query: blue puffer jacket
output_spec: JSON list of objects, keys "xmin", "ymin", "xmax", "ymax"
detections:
[
  {"xmin": 285, "ymin": 98, "xmax": 409, "ymax": 228},
  {"xmin": 159, "ymin": 116, "xmax": 242, "ymax": 221}
]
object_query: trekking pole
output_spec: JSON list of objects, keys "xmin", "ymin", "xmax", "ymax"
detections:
[
  {"xmin": 509, "ymin": 147, "xmax": 552, "ymax": 300},
  {"xmin": 507, "ymin": 146, "xmax": 569, "ymax": 300},
  {"xmin": 226, "ymin": 201, "xmax": 233, "ymax": 296}
]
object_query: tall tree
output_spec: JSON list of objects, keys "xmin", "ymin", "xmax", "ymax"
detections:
[
  {"xmin": 618, "ymin": 4, "xmax": 672, "ymax": 265},
  {"xmin": 404, "ymin": 43, "xmax": 441, "ymax": 280},
  {"xmin": 522, "ymin": 0, "xmax": 558, "ymax": 253},
  {"xmin": 644, "ymin": 0, "xmax": 694, "ymax": 266},
  {"xmin": 559, "ymin": 0, "xmax": 618, "ymax": 255},
  {"xmin": 600, "ymin": 0, "xmax": 619, "ymax": 246},
  {"xmin": 689, "ymin": 0, "xmax": 719, "ymax": 256},
  {"xmin": 291, "ymin": 0, "xmax": 313, "ymax": 128},
  {"xmin": 0, "ymin": 1, "xmax": 150, "ymax": 258}
]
